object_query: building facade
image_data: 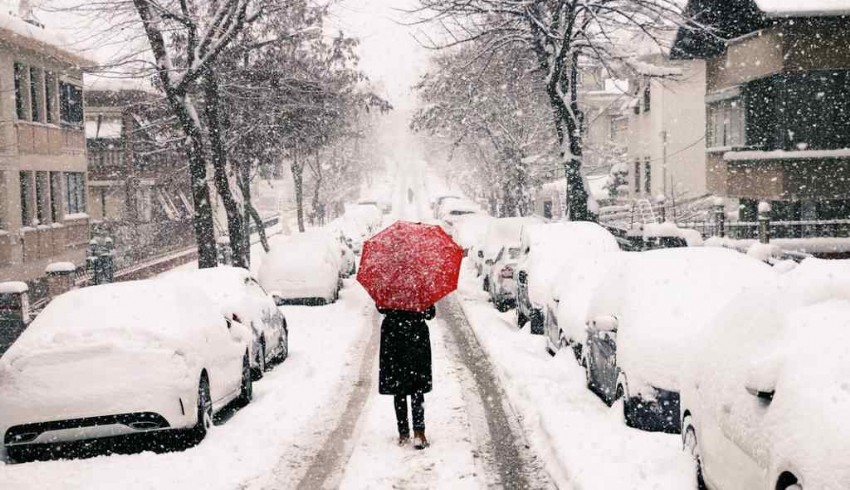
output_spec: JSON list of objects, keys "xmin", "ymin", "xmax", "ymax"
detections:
[
  {"xmin": 0, "ymin": 15, "xmax": 91, "ymax": 284},
  {"xmin": 85, "ymin": 86, "xmax": 195, "ymax": 268},
  {"xmin": 673, "ymin": 0, "xmax": 850, "ymax": 222},
  {"xmin": 626, "ymin": 55, "xmax": 707, "ymax": 203}
]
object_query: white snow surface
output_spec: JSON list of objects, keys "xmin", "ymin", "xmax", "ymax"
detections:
[
  {"xmin": 754, "ymin": 0, "xmax": 850, "ymax": 17},
  {"xmin": 257, "ymin": 232, "xmax": 340, "ymax": 300},
  {"xmin": 44, "ymin": 261, "xmax": 76, "ymax": 273},
  {"xmin": 586, "ymin": 247, "xmax": 776, "ymax": 394},
  {"xmin": 0, "ymin": 281, "xmax": 28, "ymax": 293}
]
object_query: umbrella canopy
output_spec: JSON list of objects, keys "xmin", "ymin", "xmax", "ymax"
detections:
[{"xmin": 357, "ymin": 221, "xmax": 463, "ymax": 312}]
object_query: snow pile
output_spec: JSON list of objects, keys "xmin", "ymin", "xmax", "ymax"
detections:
[
  {"xmin": 450, "ymin": 214, "xmax": 492, "ymax": 250},
  {"xmin": 587, "ymin": 247, "xmax": 776, "ymax": 395},
  {"xmin": 521, "ymin": 222, "xmax": 619, "ymax": 307},
  {"xmin": 0, "ymin": 281, "xmax": 28, "ymax": 294},
  {"xmin": 44, "ymin": 261, "xmax": 76, "ymax": 273}
]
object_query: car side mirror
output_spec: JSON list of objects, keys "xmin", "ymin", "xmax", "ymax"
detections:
[
  {"xmin": 744, "ymin": 360, "xmax": 778, "ymax": 402},
  {"xmin": 590, "ymin": 315, "xmax": 618, "ymax": 333}
]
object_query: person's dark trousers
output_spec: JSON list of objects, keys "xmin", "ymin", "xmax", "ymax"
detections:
[{"xmin": 393, "ymin": 392, "xmax": 425, "ymax": 436}]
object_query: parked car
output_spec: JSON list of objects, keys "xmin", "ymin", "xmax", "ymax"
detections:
[
  {"xmin": 544, "ymin": 248, "xmax": 622, "ymax": 361},
  {"xmin": 475, "ymin": 217, "xmax": 542, "ymax": 280},
  {"xmin": 258, "ymin": 233, "xmax": 343, "ymax": 305},
  {"xmin": 516, "ymin": 222, "xmax": 618, "ymax": 335},
  {"xmin": 437, "ymin": 198, "xmax": 480, "ymax": 223},
  {"xmin": 163, "ymin": 266, "xmax": 289, "ymax": 380},
  {"xmin": 680, "ymin": 258, "xmax": 850, "ymax": 490},
  {"xmin": 0, "ymin": 281, "xmax": 253, "ymax": 461},
  {"xmin": 432, "ymin": 194, "xmax": 460, "ymax": 218},
  {"xmin": 583, "ymin": 247, "xmax": 774, "ymax": 433},
  {"xmin": 484, "ymin": 244, "xmax": 522, "ymax": 311},
  {"xmin": 450, "ymin": 214, "xmax": 492, "ymax": 257}
]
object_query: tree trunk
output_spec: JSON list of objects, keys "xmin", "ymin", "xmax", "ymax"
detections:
[
  {"xmin": 312, "ymin": 149, "xmax": 324, "ymax": 226},
  {"xmin": 174, "ymin": 95, "xmax": 218, "ymax": 268},
  {"xmin": 203, "ymin": 70, "xmax": 248, "ymax": 269},
  {"xmin": 292, "ymin": 147, "xmax": 305, "ymax": 232}
]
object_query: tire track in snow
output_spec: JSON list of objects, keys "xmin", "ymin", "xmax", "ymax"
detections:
[
  {"xmin": 439, "ymin": 297, "xmax": 556, "ymax": 490},
  {"xmin": 290, "ymin": 312, "xmax": 381, "ymax": 490}
]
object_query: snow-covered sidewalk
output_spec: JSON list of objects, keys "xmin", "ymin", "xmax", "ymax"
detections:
[
  {"xmin": 0, "ymin": 280, "xmax": 376, "ymax": 490},
  {"xmin": 456, "ymin": 262, "xmax": 697, "ymax": 490}
]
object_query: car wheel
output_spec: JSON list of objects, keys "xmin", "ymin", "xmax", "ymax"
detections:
[
  {"xmin": 252, "ymin": 339, "xmax": 266, "ymax": 381},
  {"xmin": 495, "ymin": 299, "xmax": 510, "ymax": 313},
  {"xmin": 516, "ymin": 307, "xmax": 528, "ymax": 328},
  {"xmin": 189, "ymin": 374, "xmax": 213, "ymax": 444},
  {"xmin": 529, "ymin": 308, "xmax": 544, "ymax": 335},
  {"xmin": 238, "ymin": 353, "xmax": 253, "ymax": 405},
  {"xmin": 683, "ymin": 418, "xmax": 707, "ymax": 490}
]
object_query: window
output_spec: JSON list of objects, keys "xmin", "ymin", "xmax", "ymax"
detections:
[
  {"xmin": 543, "ymin": 200, "xmax": 553, "ymax": 219},
  {"xmin": 643, "ymin": 85, "xmax": 651, "ymax": 113},
  {"xmin": 19, "ymin": 171, "xmax": 32, "ymax": 226},
  {"xmin": 634, "ymin": 160, "xmax": 641, "ymax": 193},
  {"xmin": 59, "ymin": 81, "xmax": 83, "ymax": 126},
  {"xmin": 644, "ymin": 159, "xmax": 652, "ymax": 195},
  {"xmin": 49, "ymin": 172, "xmax": 62, "ymax": 222},
  {"xmin": 707, "ymin": 98, "xmax": 745, "ymax": 148},
  {"xmin": 35, "ymin": 171, "xmax": 48, "ymax": 224},
  {"xmin": 29, "ymin": 67, "xmax": 40, "ymax": 122},
  {"xmin": 45, "ymin": 72, "xmax": 55, "ymax": 124},
  {"xmin": 14, "ymin": 63, "xmax": 26, "ymax": 120},
  {"xmin": 65, "ymin": 172, "xmax": 86, "ymax": 215}
]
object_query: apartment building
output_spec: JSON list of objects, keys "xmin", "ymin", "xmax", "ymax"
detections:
[
  {"xmin": 673, "ymin": 0, "xmax": 850, "ymax": 222},
  {"xmin": 626, "ymin": 54, "xmax": 707, "ymax": 203},
  {"xmin": 0, "ymin": 14, "xmax": 92, "ymax": 284}
]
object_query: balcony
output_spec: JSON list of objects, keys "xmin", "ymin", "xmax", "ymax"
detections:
[{"xmin": 16, "ymin": 121, "xmax": 85, "ymax": 156}]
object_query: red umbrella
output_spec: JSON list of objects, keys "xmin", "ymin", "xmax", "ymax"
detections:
[{"xmin": 357, "ymin": 221, "xmax": 463, "ymax": 312}]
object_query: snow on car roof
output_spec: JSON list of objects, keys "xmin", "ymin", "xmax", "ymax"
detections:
[
  {"xmin": 4, "ymin": 280, "xmax": 226, "ymax": 359},
  {"xmin": 589, "ymin": 247, "xmax": 776, "ymax": 393},
  {"xmin": 754, "ymin": 0, "xmax": 850, "ymax": 17},
  {"xmin": 0, "ymin": 281, "xmax": 28, "ymax": 294}
]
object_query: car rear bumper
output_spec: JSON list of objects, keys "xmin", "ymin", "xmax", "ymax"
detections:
[{"xmin": 4, "ymin": 412, "xmax": 178, "ymax": 447}]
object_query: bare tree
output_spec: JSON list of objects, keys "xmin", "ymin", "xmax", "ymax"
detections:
[{"xmin": 414, "ymin": 0, "xmax": 686, "ymax": 221}]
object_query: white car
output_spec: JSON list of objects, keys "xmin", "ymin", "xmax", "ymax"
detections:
[
  {"xmin": 258, "ymin": 234, "xmax": 342, "ymax": 306},
  {"xmin": 475, "ymin": 217, "xmax": 542, "ymax": 279},
  {"xmin": 484, "ymin": 244, "xmax": 522, "ymax": 311},
  {"xmin": 583, "ymin": 248, "xmax": 775, "ymax": 433},
  {"xmin": 681, "ymin": 258, "xmax": 850, "ymax": 490},
  {"xmin": 515, "ymin": 222, "xmax": 618, "ymax": 335},
  {"xmin": 0, "ymin": 281, "xmax": 253, "ymax": 461},
  {"xmin": 163, "ymin": 266, "xmax": 289, "ymax": 379}
]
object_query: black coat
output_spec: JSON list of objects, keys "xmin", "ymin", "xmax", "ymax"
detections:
[{"xmin": 378, "ymin": 306, "xmax": 435, "ymax": 395}]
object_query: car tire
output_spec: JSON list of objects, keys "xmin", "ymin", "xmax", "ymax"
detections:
[
  {"xmin": 516, "ymin": 307, "xmax": 528, "ymax": 328},
  {"xmin": 252, "ymin": 339, "xmax": 266, "ymax": 381},
  {"xmin": 529, "ymin": 308, "xmax": 544, "ymax": 335},
  {"xmin": 238, "ymin": 353, "xmax": 253, "ymax": 405},
  {"xmin": 495, "ymin": 299, "xmax": 510, "ymax": 313},
  {"xmin": 682, "ymin": 417, "xmax": 707, "ymax": 490},
  {"xmin": 189, "ymin": 374, "xmax": 213, "ymax": 445}
]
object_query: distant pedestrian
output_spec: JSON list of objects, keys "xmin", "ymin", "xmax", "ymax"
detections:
[{"xmin": 377, "ymin": 304, "xmax": 436, "ymax": 449}]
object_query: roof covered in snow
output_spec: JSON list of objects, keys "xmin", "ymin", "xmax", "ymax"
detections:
[
  {"xmin": 755, "ymin": 0, "xmax": 850, "ymax": 17},
  {"xmin": 0, "ymin": 9, "xmax": 92, "ymax": 67}
]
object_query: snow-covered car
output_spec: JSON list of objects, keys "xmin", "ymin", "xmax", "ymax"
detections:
[
  {"xmin": 162, "ymin": 266, "xmax": 289, "ymax": 379},
  {"xmin": 440, "ymin": 201, "xmax": 482, "ymax": 234},
  {"xmin": 0, "ymin": 281, "xmax": 253, "ymax": 461},
  {"xmin": 680, "ymin": 258, "xmax": 850, "ymax": 490},
  {"xmin": 474, "ymin": 216, "xmax": 542, "ymax": 280},
  {"xmin": 258, "ymin": 233, "xmax": 343, "ymax": 305},
  {"xmin": 432, "ymin": 194, "xmax": 460, "ymax": 218},
  {"xmin": 484, "ymin": 244, "xmax": 522, "ymax": 311},
  {"xmin": 544, "ymin": 248, "xmax": 622, "ymax": 361},
  {"xmin": 450, "ymin": 214, "xmax": 492, "ymax": 256},
  {"xmin": 583, "ymin": 247, "xmax": 775, "ymax": 433},
  {"xmin": 516, "ymin": 222, "xmax": 618, "ymax": 335}
]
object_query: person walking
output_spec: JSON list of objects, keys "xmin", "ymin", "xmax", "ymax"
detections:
[{"xmin": 378, "ymin": 304, "xmax": 436, "ymax": 450}]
